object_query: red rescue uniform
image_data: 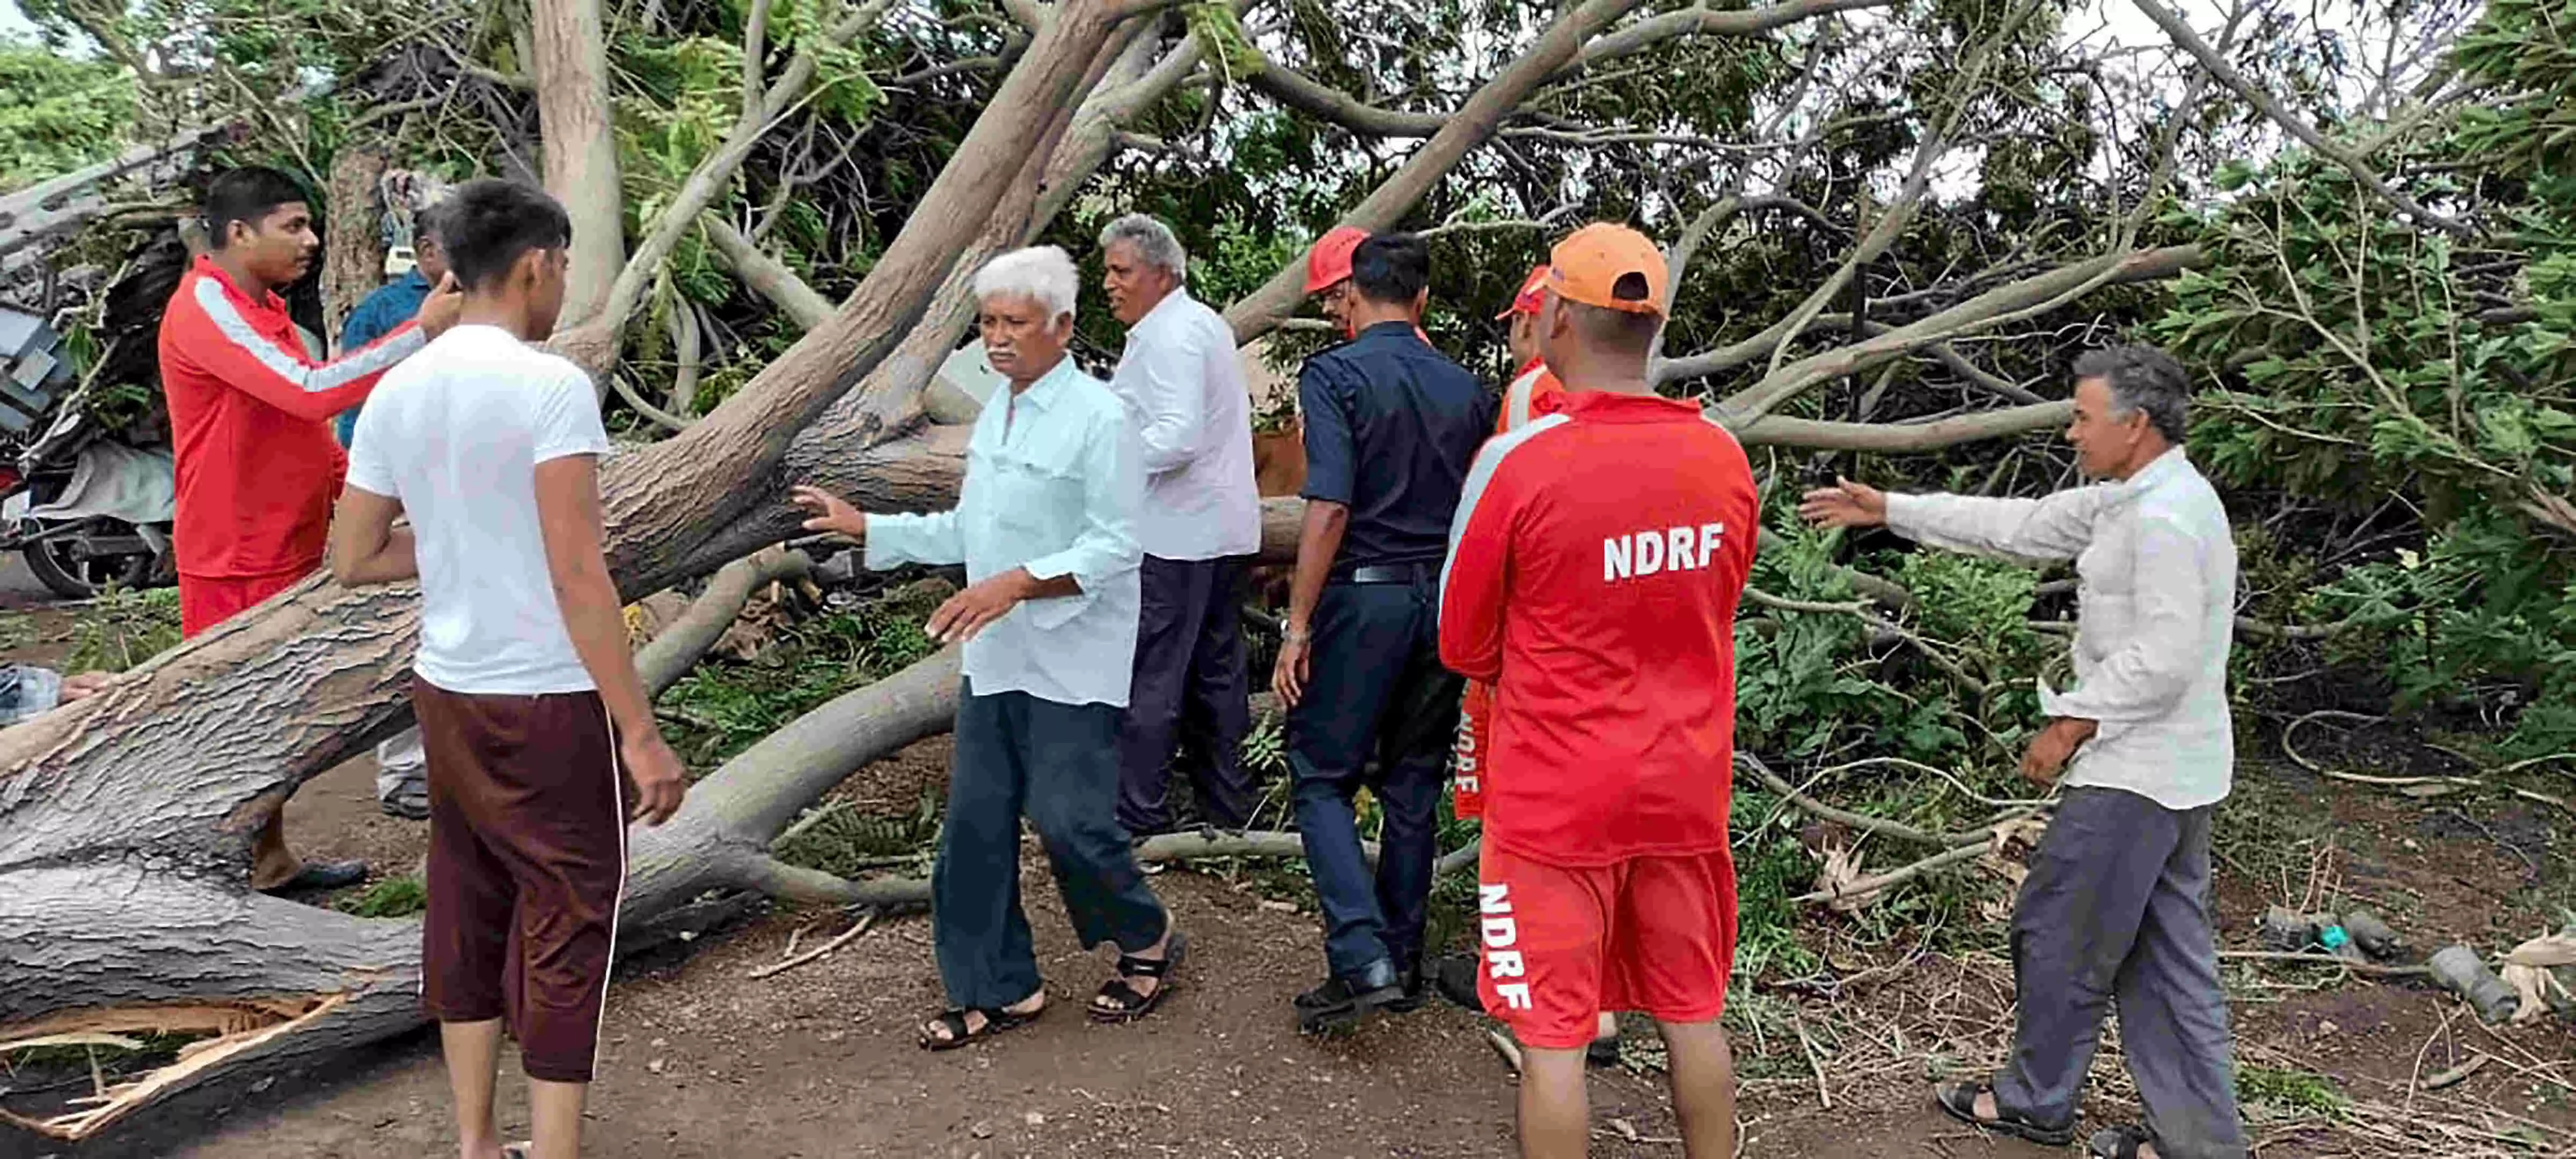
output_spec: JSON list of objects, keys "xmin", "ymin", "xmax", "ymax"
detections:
[
  {"xmin": 1436, "ymin": 390, "xmax": 1758, "ymax": 1048},
  {"xmin": 1451, "ymin": 357, "xmax": 1567, "ymax": 819},
  {"xmin": 159, "ymin": 256, "xmax": 421, "ymax": 635}
]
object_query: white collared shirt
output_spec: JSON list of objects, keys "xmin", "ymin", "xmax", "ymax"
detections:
[
  {"xmin": 864, "ymin": 356, "xmax": 1144, "ymax": 708},
  {"xmin": 1104, "ymin": 289, "xmax": 1260, "ymax": 560},
  {"xmin": 1885, "ymin": 448, "xmax": 2237, "ymax": 810}
]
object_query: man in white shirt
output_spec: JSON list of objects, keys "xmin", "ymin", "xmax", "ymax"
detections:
[
  {"xmin": 791, "ymin": 245, "xmax": 1182, "ymax": 1051},
  {"xmin": 1096, "ymin": 214, "xmax": 1262, "ymax": 835},
  {"xmin": 328, "ymin": 178, "xmax": 690, "ymax": 1159},
  {"xmin": 1801, "ymin": 345, "xmax": 2246, "ymax": 1159}
]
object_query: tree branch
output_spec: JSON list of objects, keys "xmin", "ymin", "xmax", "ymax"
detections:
[
  {"xmin": 1737, "ymin": 402, "xmax": 2072, "ymax": 451},
  {"xmin": 2129, "ymin": 0, "xmax": 2469, "ymax": 236},
  {"xmin": 634, "ymin": 545, "xmax": 814, "ymax": 696},
  {"xmin": 1224, "ymin": 0, "xmax": 1656, "ymax": 342}
]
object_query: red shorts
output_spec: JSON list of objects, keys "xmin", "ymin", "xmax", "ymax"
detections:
[
  {"xmin": 1475, "ymin": 842, "xmax": 1738, "ymax": 1049},
  {"xmin": 178, "ymin": 570, "xmax": 305, "ymax": 639},
  {"xmin": 1452, "ymin": 680, "xmax": 1492, "ymax": 819}
]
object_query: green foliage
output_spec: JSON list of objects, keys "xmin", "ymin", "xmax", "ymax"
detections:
[
  {"xmin": 655, "ymin": 584, "xmax": 941, "ymax": 771},
  {"xmin": 2237, "ymin": 1066, "xmax": 2348, "ymax": 1116},
  {"xmin": 334, "ymin": 874, "xmax": 427, "ymax": 918},
  {"xmin": 0, "ymin": 43, "xmax": 137, "ymax": 192},
  {"xmin": 1240, "ymin": 709, "xmax": 1287, "ymax": 779},
  {"xmin": 2153, "ymin": 0, "xmax": 2576, "ymax": 757},
  {"xmin": 772, "ymin": 788, "xmax": 941, "ymax": 880},
  {"xmin": 66, "ymin": 587, "xmax": 182, "ymax": 674}
]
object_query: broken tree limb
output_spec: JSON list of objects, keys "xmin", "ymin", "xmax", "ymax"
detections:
[
  {"xmin": 746, "ymin": 908, "xmax": 879, "ymax": 979},
  {"xmin": 1735, "ymin": 754, "xmax": 1995, "ymax": 848},
  {"xmin": 554, "ymin": 0, "xmax": 897, "ymax": 374},
  {"xmin": 1791, "ymin": 842, "xmax": 1988, "ymax": 907},
  {"xmin": 1737, "ymin": 402, "xmax": 2072, "ymax": 452},
  {"xmin": 634, "ymin": 545, "xmax": 814, "ymax": 696}
]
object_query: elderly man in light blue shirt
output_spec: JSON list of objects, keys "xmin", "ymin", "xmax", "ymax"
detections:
[
  {"xmin": 1802, "ymin": 345, "xmax": 2246, "ymax": 1159},
  {"xmin": 1096, "ymin": 213, "xmax": 1263, "ymax": 836},
  {"xmin": 791, "ymin": 245, "xmax": 1182, "ymax": 1053}
]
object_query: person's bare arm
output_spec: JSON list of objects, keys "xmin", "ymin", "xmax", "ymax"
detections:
[
  {"xmin": 327, "ymin": 486, "xmax": 418, "ymax": 586},
  {"xmin": 1271, "ymin": 499, "xmax": 1348, "ymax": 709},
  {"xmin": 535, "ymin": 456, "xmax": 687, "ymax": 825}
]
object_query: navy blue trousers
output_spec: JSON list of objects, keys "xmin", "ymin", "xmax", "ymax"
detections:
[
  {"xmin": 933, "ymin": 679, "xmax": 1170, "ymax": 1010},
  {"xmin": 1287, "ymin": 574, "xmax": 1462, "ymax": 977},
  {"xmin": 1116, "ymin": 555, "xmax": 1254, "ymax": 834}
]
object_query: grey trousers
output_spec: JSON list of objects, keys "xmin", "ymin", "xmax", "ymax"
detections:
[
  {"xmin": 1994, "ymin": 786, "xmax": 2248, "ymax": 1159},
  {"xmin": 933, "ymin": 679, "xmax": 1169, "ymax": 1010}
]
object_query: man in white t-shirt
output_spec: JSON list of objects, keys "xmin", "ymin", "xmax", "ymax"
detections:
[{"xmin": 328, "ymin": 178, "xmax": 687, "ymax": 1159}]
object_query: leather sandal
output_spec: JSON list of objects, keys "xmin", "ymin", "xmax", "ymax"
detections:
[
  {"xmin": 1934, "ymin": 1079, "xmax": 2076, "ymax": 1147},
  {"xmin": 1090, "ymin": 930, "xmax": 1187, "ymax": 1024},
  {"xmin": 918, "ymin": 1001, "xmax": 1044, "ymax": 1052}
]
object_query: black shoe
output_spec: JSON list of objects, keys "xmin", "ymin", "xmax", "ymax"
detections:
[
  {"xmin": 1385, "ymin": 963, "xmax": 1427, "ymax": 1014},
  {"xmin": 258, "ymin": 859, "xmax": 370, "ymax": 896},
  {"xmin": 1429, "ymin": 953, "xmax": 1483, "ymax": 1011},
  {"xmin": 1294, "ymin": 960, "xmax": 1404, "ymax": 1033}
]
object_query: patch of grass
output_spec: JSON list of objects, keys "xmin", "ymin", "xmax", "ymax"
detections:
[
  {"xmin": 334, "ymin": 874, "xmax": 427, "ymax": 919},
  {"xmin": 2238, "ymin": 1066, "xmax": 2348, "ymax": 1117},
  {"xmin": 64, "ymin": 586, "xmax": 179, "ymax": 673}
]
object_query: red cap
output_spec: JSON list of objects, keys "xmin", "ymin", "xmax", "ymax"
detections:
[
  {"xmin": 1304, "ymin": 225, "xmax": 1370, "ymax": 295},
  {"xmin": 1548, "ymin": 223, "xmax": 1667, "ymax": 317},
  {"xmin": 1495, "ymin": 264, "xmax": 1551, "ymax": 319}
]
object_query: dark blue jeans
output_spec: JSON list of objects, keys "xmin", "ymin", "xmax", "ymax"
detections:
[
  {"xmin": 933, "ymin": 679, "xmax": 1169, "ymax": 1010},
  {"xmin": 1287, "ymin": 574, "xmax": 1462, "ymax": 978}
]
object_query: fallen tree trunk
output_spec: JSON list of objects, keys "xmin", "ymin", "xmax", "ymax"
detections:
[{"xmin": 0, "ymin": 4, "xmax": 1135, "ymax": 1140}]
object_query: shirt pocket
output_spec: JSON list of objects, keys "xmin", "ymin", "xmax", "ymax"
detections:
[
  {"xmin": 2072, "ymin": 521, "xmax": 2134, "ymax": 665},
  {"xmin": 982, "ymin": 439, "xmax": 1087, "ymax": 543}
]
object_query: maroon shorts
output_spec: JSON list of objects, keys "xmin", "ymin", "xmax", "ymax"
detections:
[
  {"xmin": 1476, "ymin": 842, "xmax": 1738, "ymax": 1050},
  {"xmin": 414, "ymin": 680, "xmax": 627, "ymax": 1084}
]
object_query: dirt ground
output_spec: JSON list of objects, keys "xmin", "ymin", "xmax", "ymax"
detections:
[{"xmin": 5, "ymin": 697, "xmax": 2573, "ymax": 1157}]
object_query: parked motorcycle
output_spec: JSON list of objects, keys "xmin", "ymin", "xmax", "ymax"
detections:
[{"xmin": 0, "ymin": 308, "xmax": 175, "ymax": 601}]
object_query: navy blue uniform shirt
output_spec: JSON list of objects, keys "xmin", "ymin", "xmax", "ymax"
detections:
[{"xmin": 1297, "ymin": 322, "xmax": 1498, "ymax": 572}]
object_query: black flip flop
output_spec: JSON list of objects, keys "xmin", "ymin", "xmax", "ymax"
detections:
[
  {"xmin": 918, "ymin": 1003, "xmax": 1044, "ymax": 1052},
  {"xmin": 1090, "ymin": 930, "xmax": 1187, "ymax": 1024},
  {"xmin": 2089, "ymin": 1125, "xmax": 2155, "ymax": 1158},
  {"xmin": 1933, "ymin": 1080, "xmax": 2077, "ymax": 1147}
]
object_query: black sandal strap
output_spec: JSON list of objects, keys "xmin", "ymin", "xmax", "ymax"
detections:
[
  {"xmin": 1116, "ymin": 953, "xmax": 1173, "ymax": 978},
  {"xmin": 1095, "ymin": 979, "xmax": 1152, "ymax": 1011}
]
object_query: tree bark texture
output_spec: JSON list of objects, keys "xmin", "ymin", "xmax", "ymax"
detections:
[
  {"xmin": 319, "ymin": 145, "xmax": 389, "ymax": 351},
  {"xmin": 532, "ymin": 0, "xmax": 628, "ymax": 329}
]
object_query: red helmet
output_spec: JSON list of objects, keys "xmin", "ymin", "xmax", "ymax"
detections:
[{"xmin": 1304, "ymin": 225, "xmax": 1371, "ymax": 295}]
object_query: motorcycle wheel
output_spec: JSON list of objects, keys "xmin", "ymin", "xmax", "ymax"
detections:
[{"xmin": 21, "ymin": 522, "xmax": 158, "ymax": 601}]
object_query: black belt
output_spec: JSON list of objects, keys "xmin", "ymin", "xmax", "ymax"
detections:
[{"xmin": 1337, "ymin": 562, "xmax": 1434, "ymax": 585}]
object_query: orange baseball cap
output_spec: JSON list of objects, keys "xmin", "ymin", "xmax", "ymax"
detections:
[
  {"xmin": 1495, "ymin": 264, "xmax": 1551, "ymax": 319},
  {"xmin": 1304, "ymin": 225, "xmax": 1370, "ymax": 295},
  {"xmin": 1547, "ymin": 223, "xmax": 1667, "ymax": 317}
]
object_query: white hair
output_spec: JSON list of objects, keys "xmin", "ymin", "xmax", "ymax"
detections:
[
  {"xmin": 1098, "ymin": 213, "xmax": 1187, "ymax": 279},
  {"xmin": 973, "ymin": 245, "xmax": 1080, "ymax": 322}
]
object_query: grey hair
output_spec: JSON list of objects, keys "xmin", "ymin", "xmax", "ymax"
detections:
[
  {"xmin": 973, "ymin": 245, "xmax": 1080, "ymax": 323},
  {"xmin": 2074, "ymin": 344, "xmax": 2191, "ymax": 443},
  {"xmin": 1097, "ymin": 213, "xmax": 1188, "ymax": 279}
]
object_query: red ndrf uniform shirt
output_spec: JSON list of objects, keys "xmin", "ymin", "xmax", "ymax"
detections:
[
  {"xmin": 1438, "ymin": 390, "xmax": 1758, "ymax": 866},
  {"xmin": 159, "ymin": 256, "xmax": 422, "ymax": 580},
  {"xmin": 1452, "ymin": 357, "xmax": 1567, "ymax": 819}
]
